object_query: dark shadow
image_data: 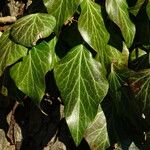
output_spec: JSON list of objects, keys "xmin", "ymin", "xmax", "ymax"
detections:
[
  {"xmin": 14, "ymin": 97, "xmax": 61, "ymax": 150},
  {"xmin": 0, "ymin": 94, "xmax": 15, "ymax": 133},
  {"xmin": 0, "ymin": 0, "xmax": 10, "ymax": 16},
  {"xmin": 58, "ymin": 118, "xmax": 91, "ymax": 150}
]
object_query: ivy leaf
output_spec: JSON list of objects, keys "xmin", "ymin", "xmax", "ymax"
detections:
[
  {"xmin": 54, "ymin": 45, "xmax": 109, "ymax": 145},
  {"xmin": 96, "ymin": 43, "xmax": 129, "ymax": 70},
  {"xmin": 106, "ymin": 0, "xmax": 136, "ymax": 47},
  {"xmin": 78, "ymin": 0, "xmax": 109, "ymax": 54},
  {"xmin": 129, "ymin": 69, "xmax": 150, "ymax": 110},
  {"xmin": 10, "ymin": 13, "xmax": 56, "ymax": 47},
  {"xmin": 10, "ymin": 39, "xmax": 57, "ymax": 103},
  {"xmin": 0, "ymin": 30, "xmax": 27, "ymax": 77},
  {"xmin": 84, "ymin": 106, "xmax": 110, "ymax": 150},
  {"xmin": 129, "ymin": 0, "xmax": 145, "ymax": 16},
  {"xmin": 147, "ymin": 1, "xmax": 150, "ymax": 20},
  {"xmin": 43, "ymin": 0, "xmax": 81, "ymax": 32}
]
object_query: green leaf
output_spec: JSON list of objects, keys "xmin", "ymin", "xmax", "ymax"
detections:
[
  {"xmin": 43, "ymin": 0, "xmax": 81, "ymax": 32},
  {"xmin": 106, "ymin": 0, "xmax": 136, "ymax": 47},
  {"xmin": 129, "ymin": 0, "xmax": 145, "ymax": 16},
  {"xmin": 54, "ymin": 45, "xmax": 109, "ymax": 145},
  {"xmin": 129, "ymin": 142, "xmax": 139, "ymax": 150},
  {"xmin": 108, "ymin": 65, "xmax": 126, "ymax": 112},
  {"xmin": 129, "ymin": 69, "xmax": 150, "ymax": 110},
  {"xmin": 84, "ymin": 106, "xmax": 110, "ymax": 150},
  {"xmin": 96, "ymin": 43, "xmax": 129, "ymax": 70},
  {"xmin": 10, "ymin": 13, "xmax": 56, "ymax": 47},
  {"xmin": 0, "ymin": 30, "xmax": 27, "ymax": 77},
  {"xmin": 10, "ymin": 39, "xmax": 57, "ymax": 103},
  {"xmin": 147, "ymin": 1, "xmax": 150, "ymax": 20},
  {"xmin": 78, "ymin": 0, "xmax": 109, "ymax": 53}
]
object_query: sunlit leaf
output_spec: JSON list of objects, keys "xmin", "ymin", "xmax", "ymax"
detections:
[
  {"xmin": 106, "ymin": 0, "xmax": 136, "ymax": 47},
  {"xmin": 78, "ymin": 0, "xmax": 109, "ymax": 54},
  {"xmin": 11, "ymin": 13, "xmax": 56, "ymax": 47},
  {"xmin": 84, "ymin": 106, "xmax": 110, "ymax": 150},
  {"xmin": 0, "ymin": 30, "xmax": 27, "ymax": 77},
  {"xmin": 10, "ymin": 39, "xmax": 57, "ymax": 103},
  {"xmin": 43, "ymin": 0, "xmax": 81, "ymax": 32},
  {"xmin": 54, "ymin": 45, "xmax": 108, "ymax": 145}
]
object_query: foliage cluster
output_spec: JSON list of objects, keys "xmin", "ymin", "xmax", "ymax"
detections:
[{"xmin": 0, "ymin": 0, "xmax": 150, "ymax": 149}]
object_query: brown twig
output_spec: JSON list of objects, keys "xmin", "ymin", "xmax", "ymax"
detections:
[{"xmin": 0, "ymin": 16, "xmax": 16, "ymax": 23}]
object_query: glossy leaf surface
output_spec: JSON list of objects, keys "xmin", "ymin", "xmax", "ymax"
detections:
[
  {"xmin": 54, "ymin": 45, "xmax": 108, "ymax": 145},
  {"xmin": 78, "ymin": 0, "xmax": 109, "ymax": 53},
  {"xmin": 10, "ymin": 39, "xmax": 57, "ymax": 103},
  {"xmin": 0, "ymin": 30, "xmax": 27, "ymax": 76},
  {"xmin": 84, "ymin": 106, "xmax": 110, "ymax": 150},
  {"xmin": 11, "ymin": 13, "xmax": 56, "ymax": 47},
  {"xmin": 106, "ymin": 0, "xmax": 136, "ymax": 47},
  {"xmin": 44, "ymin": 0, "xmax": 81, "ymax": 32}
]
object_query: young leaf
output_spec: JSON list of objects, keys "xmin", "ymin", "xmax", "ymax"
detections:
[
  {"xmin": 129, "ymin": 0, "xmax": 145, "ymax": 16},
  {"xmin": 10, "ymin": 39, "xmax": 57, "ymax": 103},
  {"xmin": 84, "ymin": 106, "xmax": 110, "ymax": 150},
  {"xmin": 10, "ymin": 13, "xmax": 56, "ymax": 47},
  {"xmin": 78, "ymin": 0, "xmax": 109, "ymax": 53},
  {"xmin": 0, "ymin": 30, "xmax": 27, "ymax": 77},
  {"xmin": 106, "ymin": 0, "xmax": 136, "ymax": 47},
  {"xmin": 54, "ymin": 45, "xmax": 109, "ymax": 145},
  {"xmin": 129, "ymin": 69, "xmax": 150, "ymax": 110},
  {"xmin": 43, "ymin": 0, "xmax": 81, "ymax": 32}
]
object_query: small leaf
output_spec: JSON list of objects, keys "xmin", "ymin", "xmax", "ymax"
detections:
[
  {"xmin": 106, "ymin": 0, "xmax": 136, "ymax": 47},
  {"xmin": 129, "ymin": 0, "xmax": 145, "ymax": 16},
  {"xmin": 84, "ymin": 106, "xmax": 110, "ymax": 150},
  {"xmin": 147, "ymin": 1, "xmax": 150, "ymax": 20},
  {"xmin": 11, "ymin": 13, "xmax": 56, "ymax": 47},
  {"xmin": 0, "ymin": 30, "xmax": 27, "ymax": 77},
  {"xmin": 43, "ymin": 0, "xmax": 81, "ymax": 32},
  {"xmin": 129, "ymin": 69, "xmax": 150, "ymax": 110},
  {"xmin": 10, "ymin": 39, "xmax": 57, "ymax": 103},
  {"xmin": 129, "ymin": 142, "xmax": 139, "ymax": 150},
  {"xmin": 78, "ymin": 0, "xmax": 109, "ymax": 53},
  {"xmin": 1, "ymin": 86, "xmax": 8, "ymax": 97},
  {"xmin": 54, "ymin": 45, "xmax": 109, "ymax": 145}
]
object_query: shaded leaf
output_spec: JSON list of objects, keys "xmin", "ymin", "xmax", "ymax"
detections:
[
  {"xmin": 147, "ymin": 0, "xmax": 150, "ymax": 19},
  {"xmin": 129, "ymin": 0, "xmax": 145, "ymax": 16},
  {"xmin": 106, "ymin": 0, "xmax": 136, "ymax": 47},
  {"xmin": 96, "ymin": 43, "xmax": 129, "ymax": 70},
  {"xmin": 10, "ymin": 39, "xmax": 57, "ymax": 103},
  {"xmin": 0, "ymin": 30, "xmax": 27, "ymax": 77},
  {"xmin": 11, "ymin": 13, "xmax": 56, "ymax": 47},
  {"xmin": 129, "ymin": 51, "xmax": 149, "ymax": 71},
  {"xmin": 130, "ymin": 48, "xmax": 147, "ymax": 61},
  {"xmin": 129, "ymin": 69, "xmax": 150, "ymax": 110},
  {"xmin": 78, "ymin": 0, "xmax": 109, "ymax": 53},
  {"xmin": 43, "ymin": 0, "xmax": 81, "ymax": 32},
  {"xmin": 84, "ymin": 106, "xmax": 110, "ymax": 150},
  {"xmin": 54, "ymin": 45, "xmax": 108, "ymax": 145},
  {"xmin": 129, "ymin": 142, "xmax": 139, "ymax": 150}
]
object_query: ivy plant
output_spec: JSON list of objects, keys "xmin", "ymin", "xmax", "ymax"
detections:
[{"xmin": 0, "ymin": 0, "xmax": 150, "ymax": 149}]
